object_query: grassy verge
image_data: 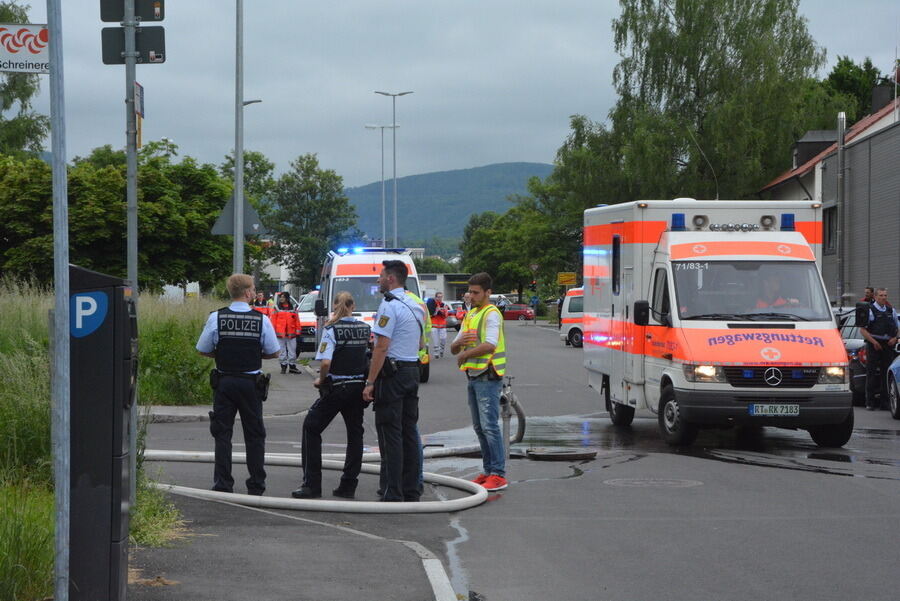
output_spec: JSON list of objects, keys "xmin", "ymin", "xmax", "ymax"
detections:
[{"xmin": 0, "ymin": 475, "xmax": 54, "ymax": 601}]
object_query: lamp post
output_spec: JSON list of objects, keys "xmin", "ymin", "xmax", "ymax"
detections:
[
  {"xmin": 374, "ymin": 90, "xmax": 413, "ymax": 248},
  {"xmin": 365, "ymin": 123, "xmax": 398, "ymax": 247}
]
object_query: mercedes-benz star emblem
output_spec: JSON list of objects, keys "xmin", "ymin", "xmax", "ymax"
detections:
[{"xmin": 764, "ymin": 367, "xmax": 783, "ymax": 386}]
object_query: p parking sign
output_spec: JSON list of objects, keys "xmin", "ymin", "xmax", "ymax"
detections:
[{"xmin": 71, "ymin": 291, "xmax": 109, "ymax": 338}]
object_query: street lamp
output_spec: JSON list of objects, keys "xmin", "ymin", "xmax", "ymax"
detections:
[
  {"xmin": 233, "ymin": 2, "xmax": 263, "ymax": 274},
  {"xmin": 374, "ymin": 90, "xmax": 413, "ymax": 248},
  {"xmin": 365, "ymin": 123, "xmax": 398, "ymax": 247}
]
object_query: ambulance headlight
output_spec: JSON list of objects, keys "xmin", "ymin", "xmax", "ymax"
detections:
[
  {"xmin": 817, "ymin": 366, "xmax": 846, "ymax": 384},
  {"xmin": 683, "ymin": 364, "xmax": 725, "ymax": 383}
]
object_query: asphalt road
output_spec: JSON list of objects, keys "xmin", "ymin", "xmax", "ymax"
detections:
[{"xmin": 133, "ymin": 321, "xmax": 900, "ymax": 601}]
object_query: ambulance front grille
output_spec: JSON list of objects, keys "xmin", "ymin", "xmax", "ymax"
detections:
[{"xmin": 723, "ymin": 366, "xmax": 819, "ymax": 388}]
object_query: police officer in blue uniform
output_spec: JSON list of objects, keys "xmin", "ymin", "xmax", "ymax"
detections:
[
  {"xmin": 860, "ymin": 287, "xmax": 900, "ymax": 410},
  {"xmin": 292, "ymin": 292, "xmax": 370, "ymax": 499},
  {"xmin": 363, "ymin": 260, "xmax": 425, "ymax": 502},
  {"xmin": 196, "ymin": 274, "xmax": 280, "ymax": 494}
]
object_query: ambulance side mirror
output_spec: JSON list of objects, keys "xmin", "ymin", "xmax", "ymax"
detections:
[
  {"xmin": 854, "ymin": 302, "xmax": 869, "ymax": 328},
  {"xmin": 634, "ymin": 300, "xmax": 650, "ymax": 326},
  {"xmin": 314, "ymin": 299, "xmax": 327, "ymax": 317}
]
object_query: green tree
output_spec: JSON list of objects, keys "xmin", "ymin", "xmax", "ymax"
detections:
[
  {"xmin": 823, "ymin": 56, "xmax": 884, "ymax": 121},
  {"xmin": 0, "ymin": 2, "xmax": 49, "ymax": 156},
  {"xmin": 265, "ymin": 154, "xmax": 358, "ymax": 287},
  {"xmin": 219, "ymin": 149, "xmax": 276, "ymax": 203},
  {"xmin": 414, "ymin": 256, "xmax": 456, "ymax": 273}
]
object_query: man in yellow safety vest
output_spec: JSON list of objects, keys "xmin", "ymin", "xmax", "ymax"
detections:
[{"xmin": 450, "ymin": 272, "xmax": 507, "ymax": 492}]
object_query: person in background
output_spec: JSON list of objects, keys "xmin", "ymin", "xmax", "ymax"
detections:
[
  {"xmin": 426, "ymin": 291, "xmax": 449, "ymax": 358},
  {"xmin": 293, "ymin": 292, "xmax": 369, "ymax": 499},
  {"xmin": 252, "ymin": 291, "xmax": 267, "ymax": 307},
  {"xmin": 860, "ymin": 287, "xmax": 875, "ymax": 303},
  {"xmin": 450, "ymin": 272, "xmax": 508, "ymax": 493},
  {"xmin": 860, "ymin": 288, "xmax": 899, "ymax": 410},
  {"xmin": 196, "ymin": 274, "xmax": 279, "ymax": 495},
  {"xmin": 272, "ymin": 292, "xmax": 301, "ymax": 374}
]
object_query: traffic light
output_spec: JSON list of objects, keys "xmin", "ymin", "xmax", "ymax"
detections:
[{"xmin": 529, "ymin": 280, "xmax": 537, "ymax": 291}]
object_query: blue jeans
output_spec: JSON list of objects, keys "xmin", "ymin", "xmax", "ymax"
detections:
[{"xmin": 467, "ymin": 376, "xmax": 505, "ymax": 477}]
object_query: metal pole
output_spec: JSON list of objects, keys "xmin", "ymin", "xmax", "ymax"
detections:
[
  {"xmin": 380, "ymin": 126, "xmax": 386, "ymax": 246},
  {"xmin": 124, "ymin": 0, "xmax": 139, "ymax": 507},
  {"xmin": 233, "ymin": 0, "xmax": 245, "ymax": 273},
  {"xmin": 391, "ymin": 96, "xmax": 397, "ymax": 248},
  {"xmin": 836, "ymin": 112, "xmax": 846, "ymax": 306},
  {"xmin": 47, "ymin": 3, "xmax": 70, "ymax": 599}
]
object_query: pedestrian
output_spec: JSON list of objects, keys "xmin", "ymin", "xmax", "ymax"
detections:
[
  {"xmin": 252, "ymin": 290, "xmax": 267, "ymax": 307},
  {"xmin": 860, "ymin": 287, "xmax": 900, "ymax": 410},
  {"xmin": 292, "ymin": 292, "xmax": 370, "ymax": 499},
  {"xmin": 363, "ymin": 260, "xmax": 425, "ymax": 502},
  {"xmin": 557, "ymin": 295, "xmax": 564, "ymax": 330},
  {"xmin": 450, "ymin": 272, "xmax": 508, "ymax": 492},
  {"xmin": 861, "ymin": 287, "xmax": 875, "ymax": 303},
  {"xmin": 427, "ymin": 291, "xmax": 449, "ymax": 358},
  {"xmin": 272, "ymin": 292, "xmax": 301, "ymax": 374},
  {"xmin": 196, "ymin": 274, "xmax": 280, "ymax": 495}
]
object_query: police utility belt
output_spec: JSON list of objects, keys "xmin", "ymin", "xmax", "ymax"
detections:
[
  {"xmin": 209, "ymin": 369, "xmax": 271, "ymax": 401},
  {"xmin": 380, "ymin": 358, "xmax": 419, "ymax": 379}
]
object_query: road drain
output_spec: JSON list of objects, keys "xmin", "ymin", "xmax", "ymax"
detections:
[
  {"xmin": 603, "ymin": 477, "xmax": 703, "ymax": 488},
  {"xmin": 525, "ymin": 447, "xmax": 598, "ymax": 461}
]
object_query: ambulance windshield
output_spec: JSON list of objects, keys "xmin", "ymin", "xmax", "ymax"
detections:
[
  {"xmin": 673, "ymin": 261, "xmax": 832, "ymax": 321},
  {"xmin": 330, "ymin": 276, "xmax": 420, "ymax": 313}
]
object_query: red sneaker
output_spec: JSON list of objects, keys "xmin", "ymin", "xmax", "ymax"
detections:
[
  {"xmin": 484, "ymin": 475, "xmax": 508, "ymax": 492},
  {"xmin": 471, "ymin": 473, "xmax": 489, "ymax": 485}
]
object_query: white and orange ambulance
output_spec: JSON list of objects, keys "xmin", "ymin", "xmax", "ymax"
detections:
[
  {"xmin": 583, "ymin": 199, "xmax": 852, "ymax": 447},
  {"xmin": 295, "ymin": 290, "xmax": 318, "ymax": 353},
  {"xmin": 559, "ymin": 287, "xmax": 584, "ymax": 347},
  {"xmin": 315, "ymin": 246, "xmax": 421, "ymax": 336}
]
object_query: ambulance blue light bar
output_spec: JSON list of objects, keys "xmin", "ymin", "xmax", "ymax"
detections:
[
  {"xmin": 671, "ymin": 213, "xmax": 686, "ymax": 231},
  {"xmin": 780, "ymin": 213, "xmax": 795, "ymax": 231}
]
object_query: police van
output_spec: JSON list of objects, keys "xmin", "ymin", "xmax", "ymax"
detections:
[{"xmin": 583, "ymin": 199, "xmax": 852, "ymax": 447}]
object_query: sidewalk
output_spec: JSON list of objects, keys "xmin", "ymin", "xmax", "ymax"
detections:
[{"xmin": 146, "ymin": 358, "xmax": 320, "ymax": 423}]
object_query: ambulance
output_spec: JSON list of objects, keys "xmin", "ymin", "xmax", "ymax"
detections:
[
  {"xmin": 316, "ymin": 246, "xmax": 421, "ymax": 336},
  {"xmin": 559, "ymin": 287, "xmax": 584, "ymax": 347},
  {"xmin": 295, "ymin": 291, "xmax": 318, "ymax": 353},
  {"xmin": 583, "ymin": 199, "xmax": 852, "ymax": 447}
]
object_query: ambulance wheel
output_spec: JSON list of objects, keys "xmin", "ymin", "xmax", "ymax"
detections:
[
  {"xmin": 568, "ymin": 328, "xmax": 583, "ymax": 348},
  {"xmin": 609, "ymin": 401, "xmax": 635, "ymax": 427},
  {"xmin": 419, "ymin": 362, "xmax": 430, "ymax": 384},
  {"xmin": 808, "ymin": 409, "xmax": 853, "ymax": 447},
  {"xmin": 658, "ymin": 385, "xmax": 698, "ymax": 446}
]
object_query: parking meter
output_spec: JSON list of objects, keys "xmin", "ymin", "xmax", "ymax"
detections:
[{"xmin": 69, "ymin": 265, "xmax": 138, "ymax": 601}]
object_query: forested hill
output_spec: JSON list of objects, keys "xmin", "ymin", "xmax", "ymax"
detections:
[{"xmin": 345, "ymin": 162, "xmax": 553, "ymax": 240}]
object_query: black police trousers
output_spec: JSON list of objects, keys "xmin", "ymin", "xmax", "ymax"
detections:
[
  {"xmin": 866, "ymin": 341, "xmax": 896, "ymax": 408},
  {"xmin": 374, "ymin": 364, "xmax": 421, "ymax": 502},
  {"xmin": 301, "ymin": 381, "xmax": 365, "ymax": 493},
  {"xmin": 209, "ymin": 376, "xmax": 266, "ymax": 494}
]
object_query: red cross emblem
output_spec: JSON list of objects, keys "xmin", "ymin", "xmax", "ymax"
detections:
[
  {"xmin": 693, "ymin": 244, "xmax": 707, "ymax": 254},
  {"xmin": 760, "ymin": 347, "xmax": 781, "ymax": 361},
  {"xmin": 777, "ymin": 245, "xmax": 791, "ymax": 254}
]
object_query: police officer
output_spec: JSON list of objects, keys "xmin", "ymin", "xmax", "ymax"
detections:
[
  {"xmin": 860, "ymin": 287, "xmax": 900, "ymax": 410},
  {"xmin": 363, "ymin": 260, "xmax": 425, "ymax": 502},
  {"xmin": 292, "ymin": 292, "xmax": 370, "ymax": 499},
  {"xmin": 196, "ymin": 274, "xmax": 280, "ymax": 495}
]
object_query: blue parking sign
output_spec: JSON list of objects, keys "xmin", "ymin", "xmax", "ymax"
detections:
[{"xmin": 70, "ymin": 291, "xmax": 109, "ymax": 338}]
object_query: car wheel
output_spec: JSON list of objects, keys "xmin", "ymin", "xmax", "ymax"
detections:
[
  {"xmin": 890, "ymin": 375, "xmax": 900, "ymax": 420},
  {"xmin": 808, "ymin": 409, "xmax": 853, "ymax": 447},
  {"xmin": 568, "ymin": 329, "xmax": 583, "ymax": 348},
  {"xmin": 517, "ymin": 314, "xmax": 527, "ymax": 321},
  {"xmin": 419, "ymin": 361, "xmax": 430, "ymax": 384},
  {"xmin": 658, "ymin": 385, "xmax": 698, "ymax": 446}
]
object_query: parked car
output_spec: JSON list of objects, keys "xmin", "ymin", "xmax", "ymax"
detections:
[
  {"xmin": 839, "ymin": 320, "xmax": 868, "ymax": 406},
  {"xmin": 447, "ymin": 301, "xmax": 464, "ymax": 330},
  {"xmin": 503, "ymin": 303, "xmax": 534, "ymax": 321},
  {"xmin": 886, "ymin": 350, "xmax": 900, "ymax": 419}
]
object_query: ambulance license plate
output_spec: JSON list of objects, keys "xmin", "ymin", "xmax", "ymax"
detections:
[{"xmin": 748, "ymin": 404, "xmax": 799, "ymax": 417}]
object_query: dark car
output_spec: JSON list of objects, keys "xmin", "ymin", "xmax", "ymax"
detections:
[
  {"xmin": 886, "ymin": 351, "xmax": 900, "ymax": 419},
  {"xmin": 503, "ymin": 304, "xmax": 534, "ymax": 321},
  {"xmin": 839, "ymin": 321, "xmax": 868, "ymax": 406}
]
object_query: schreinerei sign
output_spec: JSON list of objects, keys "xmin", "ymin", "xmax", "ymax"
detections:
[{"xmin": 0, "ymin": 24, "xmax": 49, "ymax": 74}]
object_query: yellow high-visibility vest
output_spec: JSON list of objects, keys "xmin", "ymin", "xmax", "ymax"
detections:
[
  {"xmin": 459, "ymin": 303, "xmax": 505, "ymax": 376},
  {"xmin": 406, "ymin": 291, "xmax": 432, "ymax": 362}
]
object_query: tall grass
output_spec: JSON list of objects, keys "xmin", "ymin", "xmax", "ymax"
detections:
[
  {"xmin": 0, "ymin": 474, "xmax": 54, "ymax": 601},
  {"xmin": 138, "ymin": 295, "xmax": 219, "ymax": 405}
]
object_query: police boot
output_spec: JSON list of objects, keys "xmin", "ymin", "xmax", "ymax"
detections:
[
  {"xmin": 289, "ymin": 364, "xmax": 301, "ymax": 374},
  {"xmin": 291, "ymin": 485, "xmax": 321, "ymax": 499},
  {"xmin": 280, "ymin": 364, "xmax": 287, "ymax": 374},
  {"xmin": 332, "ymin": 485, "xmax": 356, "ymax": 499}
]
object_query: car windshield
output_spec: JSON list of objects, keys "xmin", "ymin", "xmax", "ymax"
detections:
[
  {"xmin": 297, "ymin": 293, "xmax": 316, "ymax": 312},
  {"xmin": 672, "ymin": 261, "xmax": 832, "ymax": 322},
  {"xmin": 329, "ymin": 276, "xmax": 420, "ymax": 313}
]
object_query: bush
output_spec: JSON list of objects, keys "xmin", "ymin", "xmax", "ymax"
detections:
[
  {"xmin": 0, "ymin": 475, "xmax": 54, "ymax": 601},
  {"xmin": 137, "ymin": 295, "xmax": 218, "ymax": 406}
]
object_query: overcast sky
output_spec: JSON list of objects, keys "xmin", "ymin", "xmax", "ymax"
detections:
[{"xmin": 24, "ymin": 1, "xmax": 900, "ymax": 187}]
